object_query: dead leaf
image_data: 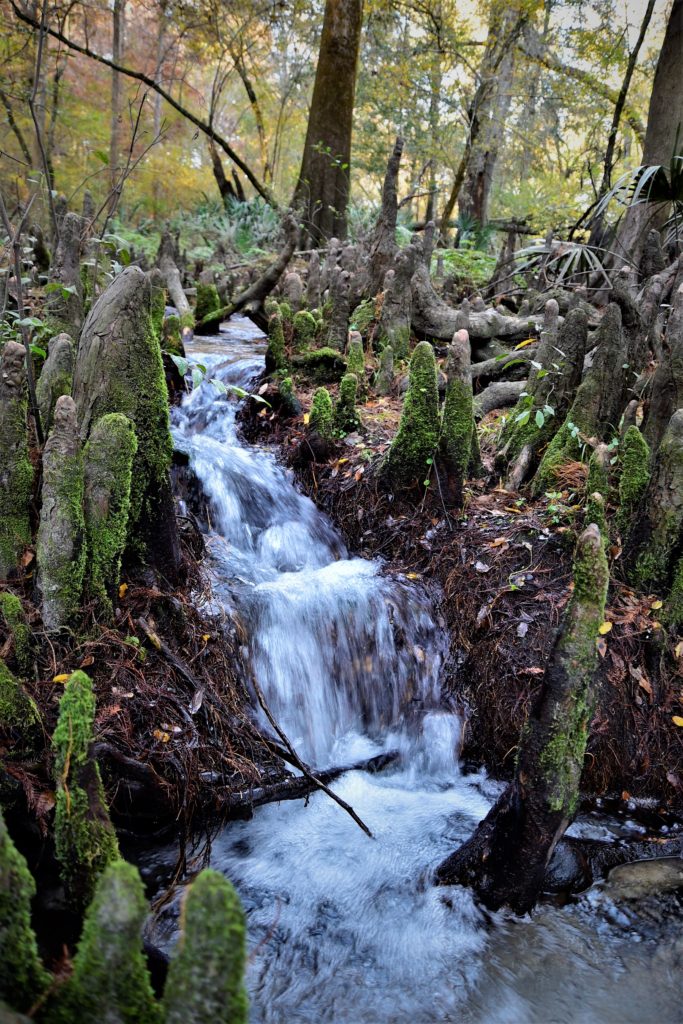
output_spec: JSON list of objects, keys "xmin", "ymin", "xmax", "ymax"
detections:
[
  {"xmin": 598, "ymin": 621, "xmax": 613, "ymax": 635},
  {"xmin": 189, "ymin": 689, "xmax": 204, "ymax": 714},
  {"xmin": 52, "ymin": 673, "xmax": 70, "ymax": 684},
  {"xmin": 153, "ymin": 729, "xmax": 171, "ymax": 743},
  {"xmin": 672, "ymin": 715, "xmax": 683, "ymax": 728},
  {"xmin": 118, "ymin": 583, "xmax": 128, "ymax": 599},
  {"xmin": 596, "ymin": 637, "xmax": 608, "ymax": 657},
  {"xmin": 474, "ymin": 561, "xmax": 491, "ymax": 573},
  {"xmin": 80, "ymin": 654, "xmax": 94, "ymax": 668}
]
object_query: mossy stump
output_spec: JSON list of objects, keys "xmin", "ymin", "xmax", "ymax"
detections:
[
  {"xmin": 36, "ymin": 396, "xmax": 86, "ymax": 630},
  {"xmin": 163, "ymin": 869, "xmax": 248, "ymax": 1024},
  {"xmin": 381, "ymin": 341, "xmax": 439, "ymax": 490},
  {"xmin": 0, "ymin": 342, "xmax": 33, "ymax": 581},
  {"xmin": 439, "ymin": 329, "xmax": 474, "ymax": 506},
  {"xmin": 83, "ymin": 414, "xmax": 137, "ymax": 613},
  {"xmin": 48, "ymin": 860, "xmax": 161, "ymax": 1024},
  {"xmin": 292, "ymin": 310, "xmax": 317, "ymax": 352},
  {"xmin": 0, "ymin": 593, "xmax": 32, "ymax": 677},
  {"xmin": 375, "ymin": 345, "xmax": 394, "ymax": 396},
  {"xmin": 585, "ymin": 443, "xmax": 611, "ymax": 543},
  {"xmin": 0, "ymin": 808, "xmax": 49, "ymax": 1013},
  {"xmin": 534, "ymin": 304, "xmax": 626, "ymax": 494},
  {"xmin": 53, "ymin": 671, "xmax": 119, "ymax": 908},
  {"xmin": 436, "ymin": 524, "xmax": 609, "ymax": 913},
  {"xmin": 265, "ymin": 312, "xmax": 287, "ymax": 373},
  {"xmin": 346, "ymin": 333, "xmax": 366, "ymax": 397},
  {"xmin": 309, "ymin": 388, "xmax": 335, "ymax": 441},
  {"xmin": 633, "ymin": 409, "xmax": 683, "ymax": 591},
  {"xmin": 334, "ymin": 374, "xmax": 361, "ymax": 434},
  {"xmin": 194, "ymin": 282, "xmax": 223, "ymax": 335},
  {"xmin": 616, "ymin": 426, "xmax": 650, "ymax": 540},
  {"xmin": 35, "ymin": 332, "xmax": 75, "ymax": 435},
  {"xmin": 72, "ymin": 266, "xmax": 180, "ymax": 577},
  {"xmin": 0, "ymin": 659, "xmax": 41, "ymax": 754}
]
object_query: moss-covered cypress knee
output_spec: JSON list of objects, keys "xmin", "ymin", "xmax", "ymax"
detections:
[
  {"xmin": 53, "ymin": 671, "xmax": 119, "ymax": 908},
  {"xmin": 48, "ymin": 859, "xmax": 161, "ymax": 1024},
  {"xmin": 334, "ymin": 373, "xmax": 361, "ymax": 434},
  {"xmin": 162, "ymin": 314, "xmax": 185, "ymax": 356},
  {"xmin": 375, "ymin": 345, "xmax": 394, "ymax": 396},
  {"xmin": 0, "ymin": 342, "xmax": 33, "ymax": 580},
  {"xmin": 278, "ymin": 377, "xmax": 301, "ymax": 417},
  {"xmin": 265, "ymin": 312, "xmax": 287, "ymax": 373},
  {"xmin": 381, "ymin": 341, "xmax": 440, "ymax": 489},
  {"xmin": 634, "ymin": 410, "xmax": 683, "ymax": 590},
  {"xmin": 439, "ymin": 329, "xmax": 473, "ymax": 506},
  {"xmin": 36, "ymin": 396, "xmax": 86, "ymax": 631},
  {"xmin": 617, "ymin": 426, "xmax": 650, "ymax": 538},
  {"xmin": 83, "ymin": 414, "xmax": 137, "ymax": 613},
  {"xmin": 309, "ymin": 388, "xmax": 335, "ymax": 441},
  {"xmin": 0, "ymin": 659, "xmax": 41, "ymax": 753},
  {"xmin": 194, "ymin": 282, "xmax": 223, "ymax": 334},
  {"xmin": 163, "ymin": 869, "xmax": 248, "ymax": 1024},
  {"xmin": 0, "ymin": 593, "xmax": 32, "ymax": 678},
  {"xmin": 346, "ymin": 333, "xmax": 366, "ymax": 396},
  {"xmin": 585, "ymin": 443, "xmax": 611, "ymax": 542},
  {"xmin": 0, "ymin": 808, "xmax": 49, "ymax": 1013},
  {"xmin": 72, "ymin": 267, "xmax": 179, "ymax": 576},
  {"xmin": 35, "ymin": 332, "xmax": 75, "ymax": 435},
  {"xmin": 292, "ymin": 310, "xmax": 317, "ymax": 352}
]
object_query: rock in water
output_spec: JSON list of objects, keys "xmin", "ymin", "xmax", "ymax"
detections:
[
  {"xmin": 0, "ymin": 342, "xmax": 32, "ymax": 580},
  {"xmin": 36, "ymin": 395, "xmax": 85, "ymax": 630},
  {"xmin": 72, "ymin": 266, "xmax": 180, "ymax": 576}
]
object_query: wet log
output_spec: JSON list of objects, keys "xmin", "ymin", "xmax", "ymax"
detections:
[
  {"xmin": 474, "ymin": 380, "xmax": 525, "ymax": 417},
  {"xmin": 158, "ymin": 230, "xmax": 192, "ymax": 324},
  {"xmin": 435, "ymin": 525, "xmax": 609, "ymax": 914}
]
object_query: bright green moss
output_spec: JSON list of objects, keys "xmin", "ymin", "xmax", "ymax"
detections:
[
  {"xmin": 0, "ymin": 660, "xmax": 41, "ymax": 747},
  {"xmin": 440, "ymin": 378, "xmax": 473, "ymax": 496},
  {"xmin": 83, "ymin": 414, "xmax": 137, "ymax": 614},
  {"xmin": 162, "ymin": 315, "xmax": 184, "ymax": 356},
  {"xmin": 0, "ymin": 594, "xmax": 32, "ymax": 678},
  {"xmin": 309, "ymin": 388, "xmax": 335, "ymax": 440},
  {"xmin": 292, "ymin": 310, "xmax": 317, "ymax": 352},
  {"xmin": 379, "ymin": 324, "xmax": 410, "ymax": 360},
  {"xmin": 335, "ymin": 374, "xmax": 361, "ymax": 434},
  {"xmin": 350, "ymin": 298, "xmax": 376, "ymax": 337},
  {"xmin": 0, "ymin": 808, "xmax": 50, "ymax": 1012},
  {"xmin": 291, "ymin": 347, "xmax": 347, "ymax": 383},
  {"xmin": 375, "ymin": 345, "xmax": 394, "ymax": 396},
  {"xmin": 194, "ymin": 282, "xmax": 221, "ymax": 324},
  {"xmin": 533, "ymin": 422, "xmax": 582, "ymax": 494},
  {"xmin": 382, "ymin": 341, "xmax": 440, "ymax": 489},
  {"xmin": 266, "ymin": 313, "xmax": 287, "ymax": 372},
  {"xmin": 666, "ymin": 555, "xmax": 683, "ymax": 632},
  {"xmin": 617, "ymin": 426, "xmax": 650, "ymax": 537},
  {"xmin": 0, "ymin": 386, "xmax": 33, "ymax": 580},
  {"xmin": 52, "ymin": 672, "xmax": 119, "ymax": 907},
  {"xmin": 37, "ymin": 443, "xmax": 86, "ymax": 629},
  {"xmin": 585, "ymin": 447, "xmax": 611, "ymax": 543},
  {"xmin": 540, "ymin": 527, "xmax": 609, "ymax": 814},
  {"xmin": 48, "ymin": 860, "xmax": 161, "ymax": 1024},
  {"xmin": 149, "ymin": 275, "xmax": 166, "ymax": 340},
  {"xmin": 277, "ymin": 300, "xmax": 294, "ymax": 330},
  {"xmin": 278, "ymin": 376, "xmax": 300, "ymax": 417},
  {"xmin": 163, "ymin": 869, "xmax": 248, "ymax": 1024},
  {"xmin": 346, "ymin": 338, "xmax": 366, "ymax": 395}
]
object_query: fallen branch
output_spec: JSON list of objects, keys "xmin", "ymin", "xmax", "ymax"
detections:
[
  {"xmin": 474, "ymin": 380, "xmax": 526, "ymax": 417},
  {"xmin": 250, "ymin": 674, "xmax": 374, "ymax": 838}
]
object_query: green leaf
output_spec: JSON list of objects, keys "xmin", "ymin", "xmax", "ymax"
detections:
[
  {"xmin": 30, "ymin": 344, "xmax": 47, "ymax": 359},
  {"xmin": 535, "ymin": 410, "xmax": 545, "ymax": 428},
  {"xmin": 169, "ymin": 353, "xmax": 188, "ymax": 376},
  {"xmin": 515, "ymin": 409, "xmax": 531, "ymax": 425}
]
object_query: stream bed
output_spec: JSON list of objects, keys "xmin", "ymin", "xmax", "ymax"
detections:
[{"xmin": 150, "ymin": 318, "xmax": 682, "ymax": 1024}]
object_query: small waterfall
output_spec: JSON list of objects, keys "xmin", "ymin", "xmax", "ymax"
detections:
[{"xmin": 173, "ymin": 343, "xmax": 450, "ymax": 768}]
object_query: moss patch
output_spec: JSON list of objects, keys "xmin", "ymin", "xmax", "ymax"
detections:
[
  {"xmin": 381, "ymin": 341, "xmax": 440, "ymax": 489},
  {"xmin": 617, "ymin": 426, "xmax": 650, "ymax": 538}
]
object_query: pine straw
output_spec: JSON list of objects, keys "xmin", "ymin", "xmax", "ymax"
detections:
[{"xmin": 1, "ymin": 547, "xmax": 284, "ymax": 852}]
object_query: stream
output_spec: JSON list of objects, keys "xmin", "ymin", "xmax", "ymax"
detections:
[{"xmin": 152, "ymin": 317, "xmax": 682, "ymax": 1024}]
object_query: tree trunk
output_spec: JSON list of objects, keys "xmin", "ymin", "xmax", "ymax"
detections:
[
  {"xmin": 109, "ymin": 0, "xmax": 126, "ymax": 201},
  {"xmin": 364, "ymin": 137, "xmax": 403, "ymax": 296},
  {"xmin": 436, "ymin": 524, "xmax": 609, "ymax": 914},
  {"xmin": 613, "ymin": 0, "xmax": 683, "ymax": 263},
  {"xmin": 292, "ymin": 0, "xmax": 364, "ymax": 245}
]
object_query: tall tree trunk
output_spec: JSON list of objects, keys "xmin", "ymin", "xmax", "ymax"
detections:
[
  {"xmin": 458, "ymin": 8, "xmax": 521, "ymax": 227},
  {"xmin": 440, "ymin": 6, "xmax": 525, "ymax": 233},
  {"xmin": 613, "ymin": 0, "xmax": 683, "ymax": 262},
  {"xmin": 292, "ymin": 0, "xmax": 364, "ymax": 246},
  {"xmin": 587, "ymin": 0, "xmax": 656, "ymax": 248},
  {"xmin": 109, "ymin": 0, "xmax": 126, "ymax": 200}
]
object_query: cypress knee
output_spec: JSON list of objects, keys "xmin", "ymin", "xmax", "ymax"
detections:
[{"xmin": 0, "ymin": 342, "xmax": 32, "ymax": 580}]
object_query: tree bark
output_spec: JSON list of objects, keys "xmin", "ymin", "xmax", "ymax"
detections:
[
  {"xmin": 612, "ymin": 0, "xmax": 683, "ymax": 262},
  {"xmin": 292, "ymin": 0, "xmax": 364, "ymax": 245},
  {"xmin": 109, "ymin": 0, "xmax": 126, "ymax": 202}
]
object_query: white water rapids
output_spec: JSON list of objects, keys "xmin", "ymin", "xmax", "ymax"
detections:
[{"xmin": 152, "ymin": 318, "xmax": 682, "ymax": 1024}]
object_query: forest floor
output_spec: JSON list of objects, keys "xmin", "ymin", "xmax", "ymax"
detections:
[{"xmin": 241, "ymin": 369, "xmax": 683, "ymax": 820}]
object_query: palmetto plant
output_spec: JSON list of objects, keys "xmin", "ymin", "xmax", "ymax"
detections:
[{"xmin": 509, "ymin": 239, "xmax": 614, "ymax": 288}]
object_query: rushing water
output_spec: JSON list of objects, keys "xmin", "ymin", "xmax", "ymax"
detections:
[{"xmin": 160, "ymin": 317, "xmax": 682, "ymax": 1024}]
